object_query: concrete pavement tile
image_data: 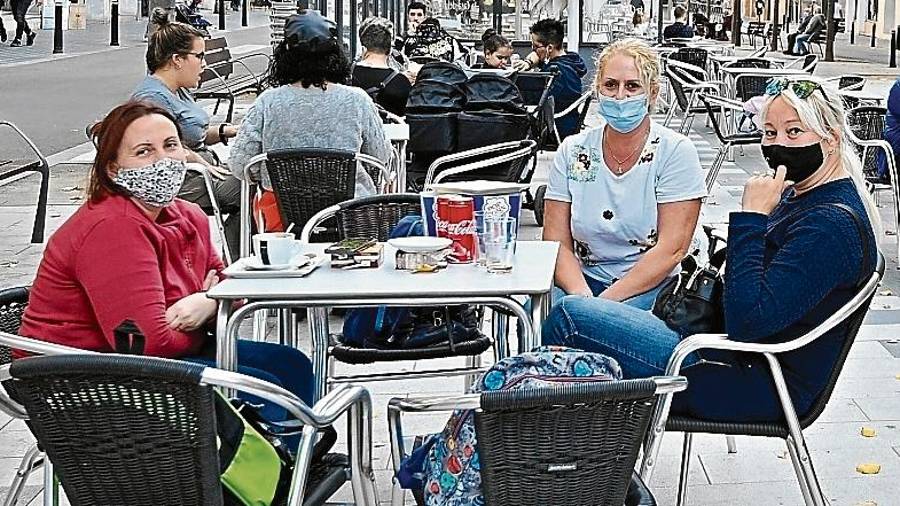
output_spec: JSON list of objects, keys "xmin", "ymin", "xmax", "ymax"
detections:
[
  {"xmin": 841, "ymin": 358, "xmax": 900, "ymax": 379},
  {"xmin": 817, "ymin": 398, "xmax": 870, "ymax": 423},
  {"xmin": 848, "ymin": 340, "xmax": 898, "ymax": 359},
  {"xmin": 0, "ymin": 424, "xmax": 36, "ymax": 458},
  {"xmin": 855, "ymin": 396, "xmax": 900, "ymax": 421},
  {"xmin": 647, "ymin": 454, "xmax": 711, "ymax": 489},
  {"xmin": 857, "ymin": 324, "xmax": 900, "ymax": 341},
  {"xmin": 830, "ymin": 377, "xmax": 900, "ymax": 399},
  {"xmin": 819, "ymin": 476, "xmax": 900, "ymax": 506},
  {"xmin": 701, "ymin": 445, "xmax": 900, "ymax": 484},
  {"xmin": 806, "ymin": 421, "xmax": 900, "ymax": 449},
  {"xmin": 652, "ymin": 481, "xmax": 804, "ymax": 505},
  {"xmin": 0, "ymin": 484, "xmax": 41, "ymax": 506}
]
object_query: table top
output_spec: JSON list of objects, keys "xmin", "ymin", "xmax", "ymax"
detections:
[
  {"xmin": 719, "ymin": 67, "xmax": 808, "ymax": 76},
  {"xmin": 384, "ymin": 123, "xmax": 409, "ymax": 142},
  {"xmin": 208, "ymin": 241, "xmax": 560, "ymax": 301},
  {"xmin": 837, "ymin": 89, "xmax": 885, "ymax": 101},
  {"xmin": 709, "ymin": 54, "xmax": 789, "ymax": 64}
]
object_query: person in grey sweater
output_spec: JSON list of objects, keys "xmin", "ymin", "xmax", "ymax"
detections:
[{"xmin": 229, "ymin": 11, "xmax": 391, "ymax": 230}]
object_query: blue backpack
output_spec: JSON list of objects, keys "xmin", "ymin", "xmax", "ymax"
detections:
[{"xmin": 399, "ymin": 346, "xmax": 622, "ymax": 506}]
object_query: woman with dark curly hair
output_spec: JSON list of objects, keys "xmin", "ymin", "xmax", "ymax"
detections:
[{"xmin": 229, "ymin": 10, "xmax": 391, "ymax": 231}]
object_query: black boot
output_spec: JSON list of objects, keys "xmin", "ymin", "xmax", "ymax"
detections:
[
  {"xmin": 10, "ymin": 39, "xmax": 21, "ymax": 47},
  {"xmin": 0, "ymin": 27, "xmax": 7, "ymax": 43},
  {"xmin": 26, "ymin": 31, "xmax": 36, "ymax": 46}
]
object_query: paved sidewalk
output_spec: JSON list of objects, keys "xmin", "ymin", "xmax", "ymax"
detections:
[
  {"xmin": 3, "ymin": 43, "xmax": 900, "ymax": 505},
  {"xmin": 0, "ymin": 6, "xmax": 270, "ymax": 66}
]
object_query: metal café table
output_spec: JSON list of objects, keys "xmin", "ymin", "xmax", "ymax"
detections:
[{"xmin": 208, "ymin": 241, "xmax": 560, "ymax": 400}]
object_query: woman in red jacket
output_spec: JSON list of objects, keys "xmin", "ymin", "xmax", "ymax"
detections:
[{"xmin": 19, "ymin": 100, "xmax": 315, "ymax": 415}]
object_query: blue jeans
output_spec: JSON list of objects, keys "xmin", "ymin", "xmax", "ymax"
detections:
[
  {"xmin": 541, "ymin": 296, "xmax": 789, "ymax": 422},
  {"xmin": 794, "ymin": 33, "xmax": 811, "ymax": 55},
  {"xmin": 542, "ymin": 295, "xmax": 699, "ymax": 378},
  {"xmin": 548, "ymin": 276, "xmax": 666, "ymax": 311},
  {"xmin": 186, "ymin": 339, "xmax": 316, "ymax": 422}
]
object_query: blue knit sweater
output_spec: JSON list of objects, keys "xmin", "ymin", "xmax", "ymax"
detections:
[{"xmin": 713, "ymin": 178, "xmax": 876, "ymax": 419}]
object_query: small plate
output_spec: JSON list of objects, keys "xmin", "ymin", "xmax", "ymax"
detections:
[
  {"xmin": 243, "ymin": 254, "xmax": 310, "ymax": 271},
  {"xmin": 388, "ymin": 237, "xmax": 453, "ymax": 253}
]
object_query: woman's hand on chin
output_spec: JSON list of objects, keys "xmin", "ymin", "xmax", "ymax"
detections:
[{"xmin": 741, "ymin": 165, "xmax": 794, "ymax": 215}]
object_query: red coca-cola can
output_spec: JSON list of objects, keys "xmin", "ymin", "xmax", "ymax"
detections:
[{"xmin": 436, "ymin": 194, "xmax": 476, "ymax": 263}]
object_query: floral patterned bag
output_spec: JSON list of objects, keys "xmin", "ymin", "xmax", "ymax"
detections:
[{"xmin": 419, "ymin": 346, "xmax": 622, "ymax": 506}]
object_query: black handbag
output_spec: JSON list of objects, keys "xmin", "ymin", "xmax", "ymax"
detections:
[
  {"xmin": 652, "ymin": 227, "xmax": 727, "ymax": 336},
  {"xmin": 653, "ymin": 203, "xmax": 871, "ymax": 337}
]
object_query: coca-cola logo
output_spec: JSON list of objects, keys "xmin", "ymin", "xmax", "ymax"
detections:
[{"xmin": 436, "ymin": 218, "xmax": 476, "ymax": 236}]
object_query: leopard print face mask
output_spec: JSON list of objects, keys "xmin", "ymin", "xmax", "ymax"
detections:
[{"xmin": 112, "ymin": 158, "xmax": 187, "ymax": 208}]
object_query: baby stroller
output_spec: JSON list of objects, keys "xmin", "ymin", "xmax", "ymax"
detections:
[
  {"xmin": 404, "ymin": 62, "xmax": 535, "ymax": 190},
  {"xmin": 175, "ymin": 0, "xmax": 212, "ymax": 37}
]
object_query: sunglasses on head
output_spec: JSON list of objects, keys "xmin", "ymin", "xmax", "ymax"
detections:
[{"xmin": 765, "ymin": 77, "xmax": 826, "ymax": 101}]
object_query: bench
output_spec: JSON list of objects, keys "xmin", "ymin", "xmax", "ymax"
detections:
[
  {"xmin": 0, "ymin": 122, "xmax": 50, "ymax": 244},
  {"xmin": 193, "ymin": 37, "xmax": 270, "ymax": 123}
]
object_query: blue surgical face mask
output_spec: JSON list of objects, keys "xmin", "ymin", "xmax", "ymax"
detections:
[{"xmin": 598, "ymin": 94, "xmax": 649, "ymax": 133}]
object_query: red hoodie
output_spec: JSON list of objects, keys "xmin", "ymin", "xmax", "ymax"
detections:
[{"xmin": 19, "ymin": 194, "xmax": 224, "ymax": 357}]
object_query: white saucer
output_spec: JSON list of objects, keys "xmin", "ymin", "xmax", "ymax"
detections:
[
  {"xmin": 388, "ymin": 237, "xmax": 453, "ymax": 253},
  {"xmin": 244, "ymin": 254, "xmax": 310, "ymax": 271}
]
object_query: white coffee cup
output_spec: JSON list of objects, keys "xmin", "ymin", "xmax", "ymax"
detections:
[{"xmin": 252, "ymin": 232, "xmax": 301, "ymax": 265}]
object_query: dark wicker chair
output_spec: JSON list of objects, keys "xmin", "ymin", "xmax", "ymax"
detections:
[
  {"xmin": 640, "ymin": 256, "xmax": 885, "ymax": 506},
  {"xmin": 699, "ymin": 93, "xmax": 763, "ymax": 193},
  {"xmin": 239, "ymin": 148, "xmax": 391, "ymax": 254},
  {"xmin": 667, "ymin": 47, "xmax": 709, "ymax": 76},
  {"xmin": 0, "ymin": 121, "xmax": 50, "ymax": 243},
  {"xmin": 734, "ymin": 73, "xmax": 772, "ymax": 102},
  {"xmin": 0, "ymin": 346, "xmax": 379, "ymax": 506},
  {"xmin": 723, "ymin": 57, "xmax": 771, "ymax": 69},
  {"xmin": 299, "ymin": 193, "xmax": 494, "ymax": 379},
  {"xmin": 0, "ymin": 286, "xmax": 46, "ymax": 506},
  {"xmin": 388, "ymin": 377, "xmax": 688, "ymax": 506},
  {"xmin": 845, "ymin": 106, "xmax": 900, "ymax": 263}
]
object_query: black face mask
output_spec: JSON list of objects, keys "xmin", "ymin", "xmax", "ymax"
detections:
[{"xmin": 760, "ymin": 142, "xmax": 824, "ymax": 183}]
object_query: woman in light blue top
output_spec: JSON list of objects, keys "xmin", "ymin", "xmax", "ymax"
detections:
[
  {"xmin": 131, "ymin": 10, "xmax": 242, "ymax": 258},
  {"xmin": 542, "ymin": 38, "xmax": 706, "ymax": 309}
]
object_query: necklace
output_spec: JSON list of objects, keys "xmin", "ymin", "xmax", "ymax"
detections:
[{"xmin": 603, "ymin": 127, "xmax": 648, "ymax": 175}]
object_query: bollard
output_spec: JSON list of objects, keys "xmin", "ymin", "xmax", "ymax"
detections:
[
  {"xmin": 218, "ymin": 0, "xmax": 225, "ymax": 30},
  {"xmin": 872, "ymin": 23, "xmax": 877, "ymax": 47},
  {"xmin": 110, "ymin": 0, "xmax": 119, "ymax": 46},
  {"xmin": 850, "ymin": 20, "xmax": 855, "ymax": 44},
  {"xmin": 53, "ymin": 0, "xmax": 63, "ymax": 54},
  {"xmin": 241, "ymin": 0, "xmax": 247, "ymax": 26},
  {"xmin": 892, "ymin": 30, "xmax": 897, "ymax": 67}
]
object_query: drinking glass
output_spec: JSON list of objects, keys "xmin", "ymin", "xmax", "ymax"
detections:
[{"xmin": 478, "ymin": 217, "xmax": 516, "ymax": 273}]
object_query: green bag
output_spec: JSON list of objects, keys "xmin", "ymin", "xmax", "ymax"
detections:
[{"xmin": 214, "ymin": 394, "xmax": 284, "ymax": 506}]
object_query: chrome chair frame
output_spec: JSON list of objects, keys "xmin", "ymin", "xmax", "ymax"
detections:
[
  {"xmin": 639, "ymin": 266, "xmax": 883, "ymax": 506},
  {"xmin": 422, "ymin": 140, "xmax": 537, "ymax": 188},
  {"xmin": 0, "ymin": 121, "xmax": 50, "ymax": 244},
  {"xmin": 388, "ymin": 376, "xmax": 689, "ymax": 506},
  {"xmin": 0, "ymin": 332, "xmax": 378, "ymax": 506},
  {"xmin": 186, "ymin": 163, "xmax": 232, "ymax": 265},
  {"xmin": 662, "ymin": 59, "xmax": 727, "ymax": 135},
  {"xmin": 845, "ymin": 111, "xmax": 900, "ymax": 265}
]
